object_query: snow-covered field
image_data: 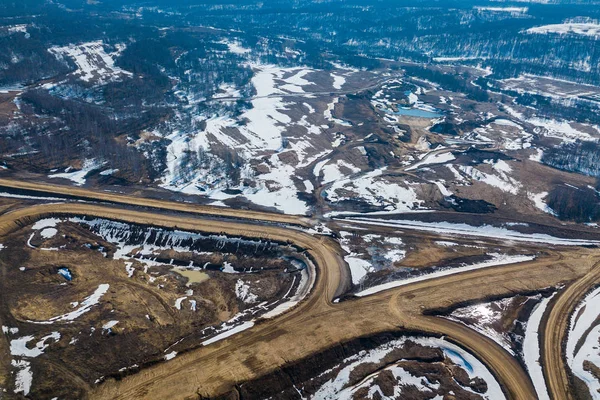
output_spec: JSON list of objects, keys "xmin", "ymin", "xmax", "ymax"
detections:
[
  {"xmin": 522, "ymin": 293, "xmax": 555, "ymax": 400},
  {"xmin": 527, "ymin": 22, "xmax": 600, "ymax": 37},
  {"xmin": 337, "ymin": 231, "xmax": 405, "ymax": 285},
  {"xmin": 49, "ymin": 159, "xmax": 104, "ymax": 186},
  {"xmin": 504, "ymin": 105, "xmax": 600, "ymax": 143},
  {"xmin": 159, "ymin": 62, "xmax": 344, "ymax": 215},
  {"xmin": 48, "ymin": 41, "xmax": 132, "ymax": 84},
  {"xmin": 499, "ymin": 74, "xmax": 600, "ymax": 100},
  {"xmin": 326, "ymin": 168, "xmax": 424, "ymax": 212},
  {"xmin": 458, "ymin": 160, "xmax": 521, "ymax": 195},
  {"xmin": 566, "ymin": 286, "xmax": 600, "ymax": 397},
  {"xmin": 346, "ymin": 218, "xmax": 600, "ymax": 246}
]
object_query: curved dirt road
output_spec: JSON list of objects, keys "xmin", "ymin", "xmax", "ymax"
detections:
[
  {"xmin": 0, "ymin": 202, "xmax": 563, "ymax": 400},
  {"xmin": 0, "ymin": 203, "xmax": 345, "ymax": 303},
  {"xmin": 1, "ymin": 181, "xmax": 598, "ymax": 399},
  {"xmin": 542, "ymin": 258, "xmax": 600, "ymax": 400}
]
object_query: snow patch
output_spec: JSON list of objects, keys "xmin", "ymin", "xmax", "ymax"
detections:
[
  {"xmin": 355, "ymin": 253, "xmax": 535, "ymax": 297},
  {"xmin": 48, "ymin": 41, "xmax": 132, "ymax": 84},
  {"xmin": 347, "ymin": 218, "xmax": 600, "ymax": 246},
  {"xmin": 28, "ymin": 284, "xmax": 109, "ymax": 324}
]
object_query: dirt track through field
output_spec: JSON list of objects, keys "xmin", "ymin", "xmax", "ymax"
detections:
[
  {"xmin": 0, "ymin": 179, "xmax": 599, "ymax": 399},
  {"xmin": 542, "ymin": 259, "xmax": 600, "ymax": 400},
  {"xmin": 0, "ymin": 178, "xmax": 311, "ymax": 227}
]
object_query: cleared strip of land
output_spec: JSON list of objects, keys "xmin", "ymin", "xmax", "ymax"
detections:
[{"xmin": 0, "ymin": 178, "xmax": 311, "ymax": 227}]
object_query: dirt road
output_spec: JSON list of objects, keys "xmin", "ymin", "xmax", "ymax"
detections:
[
  {"xmin": 0, "ymin": 178, "xmax": 311, "ymax": 227},
  {"xmin": 0, "ymin": 181, "xmax": 598, "ymax": 399},
  {"xmin": 542, "ymin": 258, "xmax": 600, "ymax": 400}
]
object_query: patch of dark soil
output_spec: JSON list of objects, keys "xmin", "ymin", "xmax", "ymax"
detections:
[
  {"xmin": 455, "ymin": 148, "xmax": 513, "ymax": 164},
  {"xmin": 429, "ymin": 121, "xmax": 460, "ymax": 136},
  {"xmin": 439, "ymin": 196, "xmax": 497, "ymax": 214}
]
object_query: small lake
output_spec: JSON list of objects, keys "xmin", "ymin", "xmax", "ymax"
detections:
[
  {"xmin": 172, "ymin": 268, "xmax": 210, "ymax": 285},
  {"xmin": 58, "ymin": 267, "xmax": 72, "ymax": 281},
  {"xmin": 382, "ymin": 91, "xmax": 443, "ymax": 118},
  {"xmin": 444, "ymin": 348, "xmax": 473, "ymax": 373},
  {"xmin": 390, "ymin": 107, "xmax": 442, "ymax": 118}
]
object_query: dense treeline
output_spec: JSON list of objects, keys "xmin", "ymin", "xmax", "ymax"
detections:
[
  {"xmin": 516, "ymin": 95, "xmax": 600, "ymax": 126},
  {"xmin": 180, "ymin": 0, "xmax": 600, "ymax": 85},
  {"xmin": 402, "ymin": 66, "xmax": 490, "ymax": 102},
  {"xmin": 5, "ymin": 0, "xmax": 600, "ymax": 87},
  {"xmin": 2, "ymin": 0, "xmax": 600, "ymax": 186},
  {"xmin": 0, "ymin": 29, "xmax": 69, "ymax": 85},
  {"xmin": 479, "ymin": 78, "xmax": 600, "ymax": 125},
  {"xmin": 15, "ymin": 89, "xmax": 167, "ymax": 181},
  {"xmin": 542, "ymin": 141, "xmax": 600, "ymax": 178},
  {"xmin": 547, "ymin": 185, "xmax": 600, "ymax": 222}
]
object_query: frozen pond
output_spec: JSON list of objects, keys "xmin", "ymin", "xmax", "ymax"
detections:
[{"xmin": 389, "ymin": 107, "xmax": 443, "ymax": 118}]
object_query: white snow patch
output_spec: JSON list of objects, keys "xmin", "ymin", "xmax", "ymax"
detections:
[
  {"xmin": 303, "ymin": 102, "xmax": 315, "ymax": 114},
  {"xmin": 12, "ymin": 359, "xmax": 32, "ymax": 396},
  {"xmin": 355, "ymin": 253, "xmax": 535, "ymax": 297},
  {"xmin": 28, "ymin": 284, "xmax": 110, "ymax": 324},
  {"xmin": 49, "ymin": 159, "xmax": 103, "ymax": 186},
  {"xmin": 31, "ymin": 218, "xmax": 60, "ymax": 230},
  {"xmin": 124, "ymin": 262, "xmax": 135, "ymax": 278},
  {"xmin": 303, "ymin": 179, "xmax": 314, "ymax": 193},
  {"xmin": 2, "ymin": 326, "xmax": 18, "ymax": 335},
  {"xmin": 222, "ymin": 261, "xmax": 238, "ymax": 274},
  {"xmin": 527, "ymin": 22, "xmax": 600, "ymax": 37},
  {"xmin": 102, "ymin": 320, "xmax": 119, "ymax": 331},
  {"xmin": 40, "ymin": 228, "xmax": 57, "ymax": 239},
  {"xmin": 202, "ymin": 321, "xmax": 255, "ymax": 346},
  {"xmin": 528, "ymin": 192, "xmax": 556, "ymax": 215},
  {"xmin": 406, "ymin": 152, "xmax": 455, "ymax": 171},
  {"xmin": 99, "ymin": 168, "xmax": 119, "ymax": 176},
  {"xmin": 475, "ymin": 6, "xmax": 528, "ymax": 13},
  {"xmin": 523, "ymin": 294, "xmax": 555, "ymax": 400},
  {"xmin": 347, "ymin": 218, "xmax": 600, "ymax": 246},
  {"xmin": 331, "ymin": 73, "xmax": 346, "ymax": 90},
  {"xmin": 220, "ymin": 39, "xmax": 251, "ymax": 55},
  {"xmin": 235, "ymin": 280, "xmax": 258, "ymax": 304},
  {"xmin": 529, "ymin": 149, "xmax": 544, "ymax": 162},
  {"xmin": 324, "ymin": 97, "xmax": 351, "ymax": 126},
  {"xmin": 48, "ymin": 41, "xmax": 132, "ymax": 84},
  {"xmin": 338, "ymin": 231, "xmax": 372, "ymax": 285},
  {"xmin": 10, "ymin": 332, "xmax": 60, "ymax": 358},
  {"xmin": 174, "ymin": 297, "xmax": 187, "ymax": 310}
]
